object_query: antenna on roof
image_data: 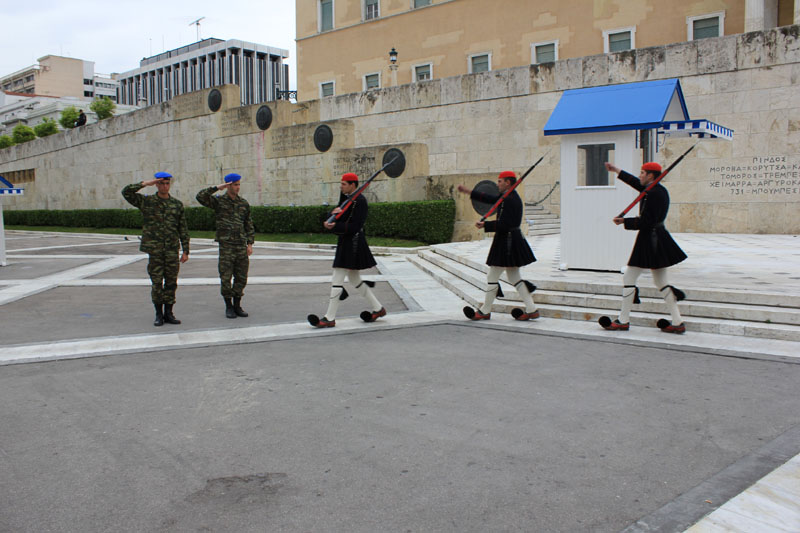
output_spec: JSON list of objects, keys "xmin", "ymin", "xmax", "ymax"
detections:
[{"xmin": 189, "ymin": 17, "xmax": 205, "ymax": 42}]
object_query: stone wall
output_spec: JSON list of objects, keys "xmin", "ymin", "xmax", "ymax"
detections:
[{"xmin": 1, "ymin": 26, "xmax": 798, "ymax": 235}]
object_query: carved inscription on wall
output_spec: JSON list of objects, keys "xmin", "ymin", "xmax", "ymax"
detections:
[
  {"xmin": 270, "ymin": 125, "xmax": 308, "ymax": 157},
  {"xmin": 334, "ymin": 152, "xmax": 377, "ymax": 178},
  {"xmin": 172, "ymin": 91, "xmax": 207, "ymax": 119},
  {"xmin": 708, "ymin": 156, "xmax": 800, "ymax": 198},
  {"xmin": 220, "ymin": 107, "xmax": 252, "ymax": 136}
]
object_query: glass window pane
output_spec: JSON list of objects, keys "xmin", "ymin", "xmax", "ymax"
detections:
[
  {"xmin": 321, "ymin": 0, "xmax": 333, "ymax": 31},
  {"xmin": 414, "ymin": 0, "xmax": 431, "ymax": 7},
  {"xmin": 415, "ymin": 65, "xmax": 431, "ymax": 81},
  {"xmin": 321, "ymin": 82, "xmax": 334, "ymax": 97},
  {"xmin": 471, "ymin": 55, "xmax": 489, "ymax": 73},
  {"xmin": 535, "ymin": 44, "xmax": 555, "ymax": 63},
  {"xmin": 577, "ymin": 144, "xmax": 615, "ymax": 186},
  {"xmin": 366, "ymin": 0, "xmax": 378, "ymax": 19},
  {"xmin": 608, "ymin": 31, "xmax": 631, "ymax": 52},
  {"xmin": 365, "ymin": 74, "xmax": 379, "ymax": 88},
  {"xmin": 693, "ymin": 17, "xmax": 719, "ymax": 39}
]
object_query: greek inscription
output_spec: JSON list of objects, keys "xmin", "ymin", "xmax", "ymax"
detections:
[{"xmin": 707, "ymin": 155, "xmax": 800, "ymax": 197}]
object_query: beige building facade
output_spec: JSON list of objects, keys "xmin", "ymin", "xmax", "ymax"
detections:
[
  {"xmin": 0, "ymin": 55, "xmax": 118, "ymax": 101},
  {"xmin": 296, "ymin": 0, "xmax": 799, "ymax": 101}
]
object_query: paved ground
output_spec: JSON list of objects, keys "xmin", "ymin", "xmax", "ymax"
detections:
[{"xmin": 1, "ymin": 230, "xmax": 799, "ymax": 533}]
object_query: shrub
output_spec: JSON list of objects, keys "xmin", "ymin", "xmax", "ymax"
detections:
[
  {"xmin": 59, "ymin": 106, "xmax": 80, "ymax": 129},
  {"xmin": 5, "ymin": 200, "xmax": 456, "ymax": 244},
  {"xmin": 89, "ymin": 96, "xmax": 116, "ymax": 120},
  {"xmin": 11, "ymin": 124, "xmax": 36, "ymax": 144},
  {"xmin": 33, "ymin": 118, "xmax": 59, "ymax": 138},
  {"xmin": 0, "ymin": 135, "xmax": 13, "ymax": 149}
]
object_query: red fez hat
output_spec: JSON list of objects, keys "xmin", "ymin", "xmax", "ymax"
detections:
[
  {"xmin": 341, "ymin": 173, "xmax": 359, "ymax": 182},
  {"xmin": 498, "ymin": 171, "xmax": 516, "ymax": 180},
  {"xmin": 641, "ymin": 162, "xmax": 662, "ymax": 173}
]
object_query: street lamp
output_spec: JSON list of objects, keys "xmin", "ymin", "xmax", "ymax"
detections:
[{"xmin": 389, "ymin": 47, "xmax": 398, "ymax": 86}]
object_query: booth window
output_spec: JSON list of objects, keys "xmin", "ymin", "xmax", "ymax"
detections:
[{"xmin": 577, "ymin": 144, "xmax": 615, "ymax": 186}]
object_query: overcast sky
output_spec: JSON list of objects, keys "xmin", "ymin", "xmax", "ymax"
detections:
[{"xmin": 0, "ymin": 0, "xmax": 298, "ymax": 89}]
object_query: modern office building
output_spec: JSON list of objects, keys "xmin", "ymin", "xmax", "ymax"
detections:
[
  {"xmin": 295, "ymin": 0, "xmax": 799, "ymax": 100},
  {"xmin": 115, "ymin": 38, "xmax": 290, "ymax": 107},
  {"xmin": 0, "ymin": 55, "xmax": 119, "ymax": 101}
]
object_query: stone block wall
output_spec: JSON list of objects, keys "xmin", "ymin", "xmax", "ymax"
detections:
[{"xmin": 1, "ymin": 25, "xmax": 799, "ymax": 235}]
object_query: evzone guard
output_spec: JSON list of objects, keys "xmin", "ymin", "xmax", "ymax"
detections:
[
  {"xmin": 308, "ymin": 172, "xmax": 386, "ymax": 328},
  {"xmin": 457, "ymin": 170, "xmax": 539, "ymax": 321},
  {"xmin": 599, "ymin": 161, "xmax": 688, "ymax": 334}
]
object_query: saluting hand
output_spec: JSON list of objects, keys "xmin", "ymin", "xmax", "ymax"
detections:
[
  {"xmin": 141, "ymin": 179, "xmax": 159, "ymax": 187},
  {"xmin": 217, "ymin": 183, "xmax": 229, "ymax": 190}
]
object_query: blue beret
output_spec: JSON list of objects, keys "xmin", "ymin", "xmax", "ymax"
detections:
[
  {"xmin": 224, "ymin": 173, "xmax": 242, "ymax": 183},
  {"xmin": 154, "ymin": 172, "xmax": 172, "ymax": 179}
]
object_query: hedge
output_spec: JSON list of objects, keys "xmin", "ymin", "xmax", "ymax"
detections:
[{"xmin": 5, "ymin": 200, "xmax": 456, "ymax": 244}]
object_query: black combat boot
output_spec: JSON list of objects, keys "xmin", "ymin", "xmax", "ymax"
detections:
[
  {"xmin": 224, "ymin": 297, "xmax": 236, "ymax": 319},
  {"xmin": 154, "ymin": 303, "xmax": 164, "ymax": 327},
  {"xmin": 233, "ymin": 297, "xmax": 248, "ymax": 317},
  {"xmin": 163, "ymin": 304, "xmax": 181, "ymax": 325}
]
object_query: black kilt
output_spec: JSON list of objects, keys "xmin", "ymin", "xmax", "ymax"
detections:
[
  {"xmin": 627, "ymin": 226, "xmax": 687, "ymax": 269},
  {"xmin": 333, "ymin": 230, "xmax": 377, "ymax": 270},
  {"xmin": 487, "ymin": 228, "xmax": 536, "ymax": 267}
]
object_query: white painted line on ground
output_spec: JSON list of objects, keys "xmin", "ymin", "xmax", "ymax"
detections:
[{"xmin": 8, "ymin": 240, "xmax": 137, "ymax": 253}]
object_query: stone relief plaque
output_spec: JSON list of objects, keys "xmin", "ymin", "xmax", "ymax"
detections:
[
  {"xmin": 256, "ymin": 106, "xmax": 273, "ymax": 130},
  {"xmin": 313, "ymin": 125, "xmax": 333, "ymax": 152},
  {"xmin": 208, "ymin": 89, "xmax": 222, "ymax": 112}
]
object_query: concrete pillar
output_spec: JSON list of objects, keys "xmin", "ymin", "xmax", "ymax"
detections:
[{"xmin": 796, "ymin": 0, "xmax": 800, "ymax": 25}]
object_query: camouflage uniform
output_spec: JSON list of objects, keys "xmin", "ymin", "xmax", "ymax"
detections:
[
  {"xmin": 122, "ymin": 183, "xmax": 190, "ymax": 304},
  {"xmin": 196, "ymin": 186, "xmax": 255, "ymax": 298}
]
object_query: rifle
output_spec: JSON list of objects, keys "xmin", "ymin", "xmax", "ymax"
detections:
[
  {"xmin": 480, "ymin": 152, "xmax": 548, "ymax": 222},
  {"xmin": 326, "ymin": 156, "xmax": 399, "ymax": 224}
]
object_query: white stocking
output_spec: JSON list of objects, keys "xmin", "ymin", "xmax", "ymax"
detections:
[
  {"xmin": 507, "ymin": 267, "xmax": 537, "ymax": 313},
  {"xmin": 324, "ymin": 268, "xmax": 348, "ymax": 320},
  {"xmin": 619, "ymin": 266, "xmax": 643, "ymax": 324},
  {"xmin": 349, "ymin": 270, "xmax": 382, "ymax": 312},
  {"xmin": 653, "ymin": 268, "xmax": 683, "ymax": 325},
  {"xmin": 480, "ymin": 266, "xmax": 503, "ymax": 314}
]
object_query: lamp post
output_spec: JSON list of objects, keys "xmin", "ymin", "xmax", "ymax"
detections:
[{"xmin": 389, "ymin": 47, "xmax": 398, "ymax": 86}]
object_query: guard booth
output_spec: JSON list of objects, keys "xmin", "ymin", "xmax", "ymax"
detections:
[
  {"xmin": 0, "ymin": 175, "xmax": 25, "ymax": 266},
  {"xmin": 543, "ymin": 79, "xmax": 732, "ymax": 271}
]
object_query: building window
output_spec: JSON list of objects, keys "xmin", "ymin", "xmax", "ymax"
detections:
[
  {"xmin": 364, "ymin": 72, "xmax": 380, "ymax": 90},
  {"xmin": 578, "ymin": 144, "xmax": 616, "ymax": 187},
  {"xmin": 531, "ymin": 41, "xmax": 558, "ymax": 64},
  {"xmin": 413, "ymin": 0, "xmax": 431, "ymax": 7},
  {"xmin": 365, "ymin": 0, "xmax": 379, "ymax": 20},
  {"xmin": 320, "ymin": 81, "xmax": 335, "ymax": 97},
  {"xmin": 84, "ymin": 91, "xmax": 93, "ymax": 97},
  {"xmin": 413, "ymin": 63, "xmax": 432, "ymax": 82},
  {"xmin": 469, "ymin": 53, "xmax": 491, "ymax": 74},
  {"xmin": 688, "ymin": 12, "xmax": 724, "ymax": 40},
  {"xmin": 603, "ymin": 27, "xmax": 635, "ymax": 53},
  {"xmin": 320, "ymin": 0, "xmax": 334, "ymax": 32}
]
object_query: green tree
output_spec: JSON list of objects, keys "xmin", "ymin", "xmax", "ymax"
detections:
[
  {"xmin": 0, "ymin": 135, "xmax": 14, "ymax": 149},
  {"xmin": 12, "ymin": 124, "xmax": 36, "ymax": 144},
  {"xmin": 89, "ymin": 96, "xmax": 116, "ymax": 120},
  {"xmin": 33, "ymin": 117, "xmax": 59, "ymax": 138},
  {"xmin": 59, "ymin": 106, "xmax": 80, "ymax": 129}
]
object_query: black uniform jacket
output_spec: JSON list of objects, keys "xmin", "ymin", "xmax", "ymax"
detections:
[
  {"xmin": 618, "ymin": 171, "xmax": 687, "ymax": 269},
  {"xmin": 331, "ymin": 193, "xmax": 377, "ymax": 270},
  {"xmin": 470, "ymin": 188, "xmax": 536, "ymax": 267}
]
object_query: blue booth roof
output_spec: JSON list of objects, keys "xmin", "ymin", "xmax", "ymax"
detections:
[{"xmin": 544, "ymin": 79, "xmax": 689, "ymax": 136}]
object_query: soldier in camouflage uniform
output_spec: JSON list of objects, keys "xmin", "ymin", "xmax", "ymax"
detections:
[
  {"xmin": 196, "ymin": 173, "xmax": 255, "ymax": 318},
  {"xmin": 122, "ymin": 172, "xmax": 190, "ymax": 326}
]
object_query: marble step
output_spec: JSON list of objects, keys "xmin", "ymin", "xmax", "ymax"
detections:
[
  {"xmin": 527, "ymin": 213, "xmax": 560, "ymax": 220},
  {"xmin": 410, "ymin": 253, "xmax": 800, "ymax": 342},
  {"xmin": 428, "ymin": 247, "xmax": 800, "ymax": 308}
]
